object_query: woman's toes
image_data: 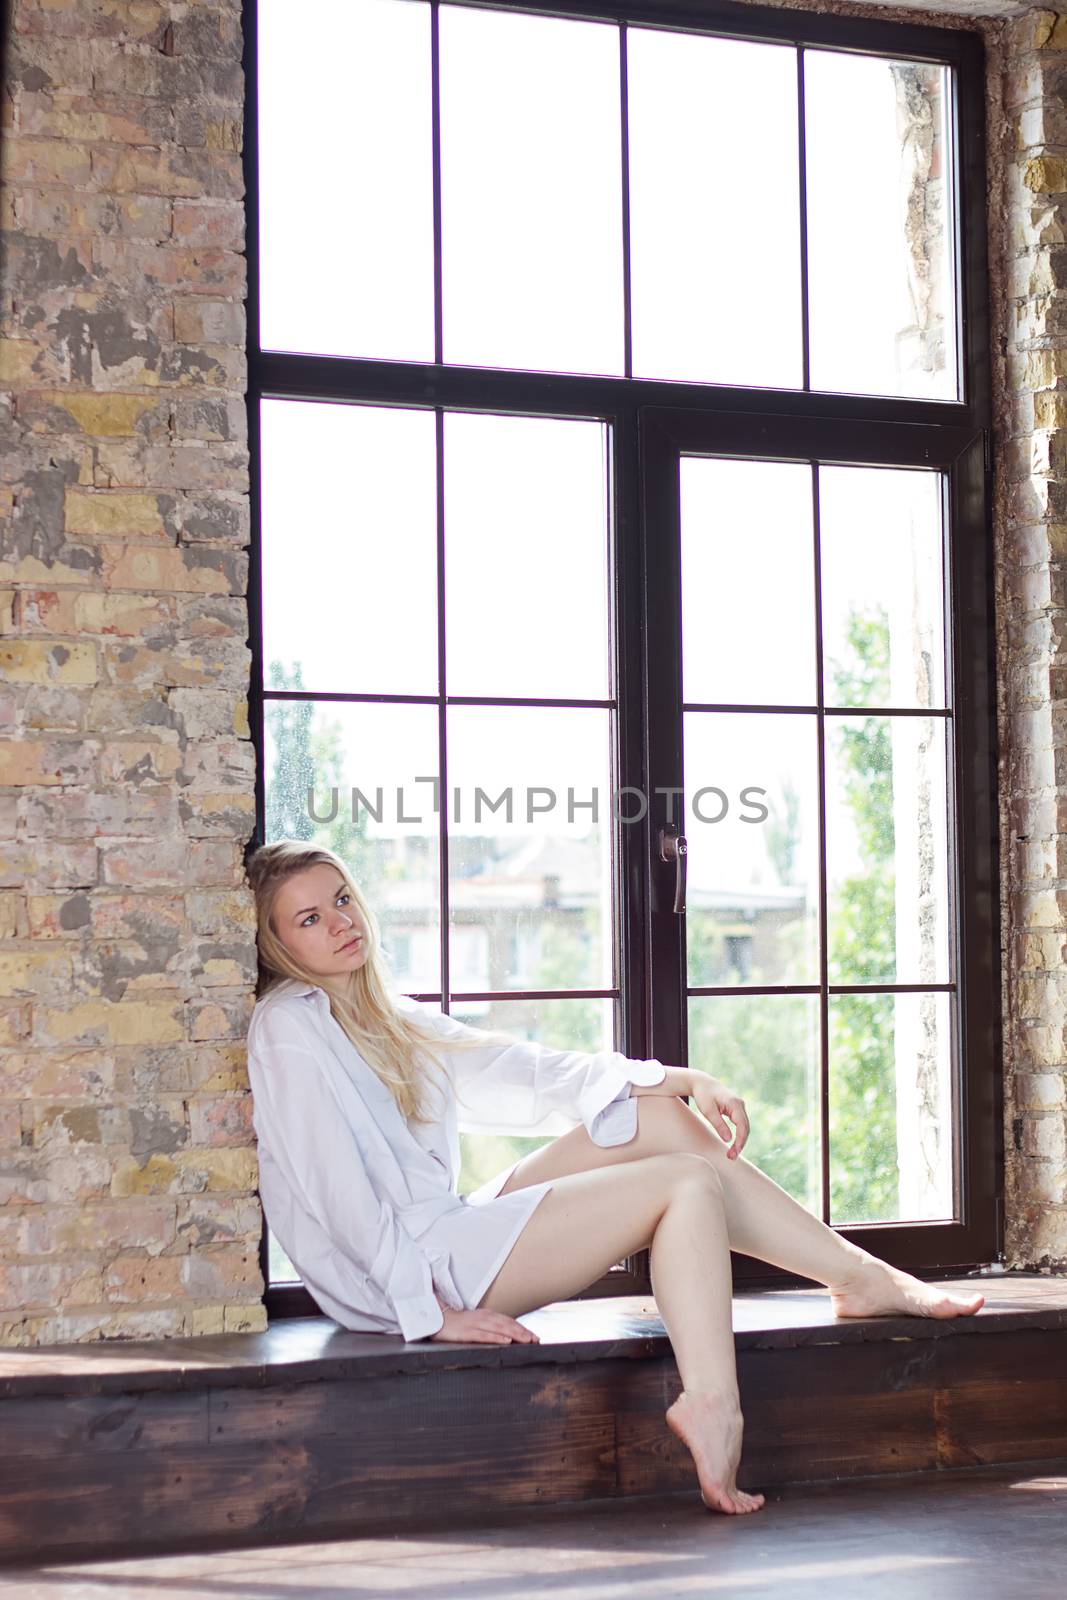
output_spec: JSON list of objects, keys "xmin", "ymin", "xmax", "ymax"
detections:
[
  {"xmin": 932, "ymin": 1289, "xmax": 984, "ymax": 1318},
  {"xmin": 703, "ymin": 1485, "xmax": 764, "ymax": 1514}
]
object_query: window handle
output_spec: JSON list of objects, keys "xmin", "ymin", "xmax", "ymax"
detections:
[{"xmin": 658, "ymin": 823, "xmax": 688, "ymax": 915}]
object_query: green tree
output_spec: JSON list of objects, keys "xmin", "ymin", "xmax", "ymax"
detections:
[
  {"xmin": 265, "ymin": 660, "xmax": 316, "ymax": 843},
  {"xmin": 686, "ymin": 913, "xmax": 820, "ymax": 1212},
  {"xmin": 265, "ymin": 658, "xmax": 383, "ymax": 911},
  {"xmin": 765, "ymin": 775, "xmax": 801, "ymax": 886},
  {"xmin": 825, "ymin": 607, "xmax": 898, "ymax": 1222},
  {"xmin": 684, "ymin": 606, "xmax": 899, "ymax": 1225}
]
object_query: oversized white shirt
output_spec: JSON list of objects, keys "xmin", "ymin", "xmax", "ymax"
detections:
[{"xmin": 245, "ymin": 978, "xmax": 668, "ymax": 1343}]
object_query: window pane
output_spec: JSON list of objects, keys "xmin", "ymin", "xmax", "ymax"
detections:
[
  {"xmin": 447, "ymin": 707, "xmax": 614, "ymax": 991},
  {"xmin": 825, "ymin": 714, "xmax": 951, "ymax": 986},
  {"xmin": 445, "ymin": 413, "xmax": 611, "ymax": 700},
  {"xmin": 440, "ymin": 4, "xmax": 623, "ymax": 375},
  {"xmin": 456, "ymin": 996, "xmax": 616, "ymax": 1198},
  {"xmin": 805, "ymin": 51, "xmax": 957, "ymax": 399},
  {"xmin": 269, "ymin": 1233, "xmax": 299, "ymax": 1285},
  {"xmin": 684, "ymin": 712, "xmax": 821, "ymax": 988},
  {"xmin": 829, "ymin": 990, "xmax": 954, "ymax": 1223},
  {"xmin": 680, "ymin": 458, "xmax": 815, "ymax": 706},
  {"xmin": 629, "ymin": 29, "xmax": 802, "ymax": 388},
  {"xmin": 257, "ymin": 0, "xmax": 434, "ymax": 360},
  {"xmin": 820, "ymin": 466, "xmax": 947, "ymax": 711},
  {"xmin": 263, "ymin": 698, "xmax": 442, "ymax": 993},
  {"xmin": 260, "ymin": 400, "xmax": 438, "ymax": 697},
  {"xmin": 689, "ymin": 994, "xmax": 821, "ymax": 1214}
]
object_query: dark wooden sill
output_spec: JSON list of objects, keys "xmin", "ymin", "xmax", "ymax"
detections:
[
  {"xmin": 0, "ymin": 1266, "xmax": 1059, "ymax": 1399},
  {"xmin": 1, "ymin": 1269, "xmax": 1064, "ymax": 1564}
]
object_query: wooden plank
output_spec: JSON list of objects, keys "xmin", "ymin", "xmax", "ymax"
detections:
[
  {"xmin": 0, "ymin": 1444, "xmax": 313, "ymax": 1560},
  {"xmin": 934, "ymin": 1330, "xmax": 1067, "ymax": 1468},
  {"xmin": 0, "ymin": 1391, "xmax": 208, "ymax": 1459},
  {"xmin": 0, "ymin": 1417, "xmax": 618, "ymax": 1560},
  {"xmin": 208, "ymin": 1361, "xmax": 619, "ymax": 1443},
  {"xmin": 1, "ymin": 1314, "xmax": 1066, "ymax": 1562},
  {"xmin": 740, "ymin": 1341, "xmax": 938, "ymax": 1484},
  {"xmin": 615, "ymin": 1340, "xmax": 942, "ymax": 1494},
  {"xmin": 0, "ymin": 1365, "xmax": 619, "ymax": 1561},
  {"xmin": 214, "ymin": 1364, "xmax": 621, "ymax": 1515}
]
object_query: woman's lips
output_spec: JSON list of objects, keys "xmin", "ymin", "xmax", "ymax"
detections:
[{"xmin": 337, "ymin": 934, "xmax": 363, "ymax": 954}]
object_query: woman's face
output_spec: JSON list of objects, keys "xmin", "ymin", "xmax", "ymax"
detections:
[{"xmin": 272, "ymin": 864, "xmax": 369, "ymax": 979}]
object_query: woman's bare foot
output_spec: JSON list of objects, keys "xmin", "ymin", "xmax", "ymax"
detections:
[
  {"xmin": 665, "ymin": 1389, "xmax": 766, "ymax": 1515},
  {"xmin": 829, "ymin": 1257, "xmax": 985, "ymax": 1321}
]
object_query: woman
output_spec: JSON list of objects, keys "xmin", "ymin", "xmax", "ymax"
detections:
[{"xmin": 245, "ymin": 839, "xmax": 985, "ymax": 1517}]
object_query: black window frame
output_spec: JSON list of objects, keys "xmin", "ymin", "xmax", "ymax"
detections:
[{"xmin": 242, "ymin": 0, "xmax": 999, "ymax": 1321}]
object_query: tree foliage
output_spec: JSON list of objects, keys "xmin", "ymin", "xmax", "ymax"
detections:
[
  {"xmin": 265, "ymin": 657, "xmax": 384, "ymax": 928},
  {"xmin": 687, "ymin": 604, "xmax": 900, "ymax": 1224}
]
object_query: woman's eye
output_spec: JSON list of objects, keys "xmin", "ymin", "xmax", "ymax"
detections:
[{"xmin": 302, "ymin": 893, "xmax": 350, "ymax": 928}]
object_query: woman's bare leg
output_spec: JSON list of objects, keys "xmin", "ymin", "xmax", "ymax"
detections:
[
  {"xmin": 496, "ymin": 1096, "xmax": 985, "ymax": 1321},
  {"xmin": 477, "ymin": 1152, "xmax": 765, "ymax": 1515}
]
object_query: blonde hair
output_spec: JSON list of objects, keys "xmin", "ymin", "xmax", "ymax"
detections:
[{"xmin": 246, "ymin": 839, "xmax": 518, "ymax": 1125}]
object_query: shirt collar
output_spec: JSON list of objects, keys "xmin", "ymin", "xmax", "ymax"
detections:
[
  {"xmin": 264, "ymin": 976, "xmax": 325, "ymax": 1003},
  {"xmin": 264, "ymin": 977, "xmax": 413, "ymax": 1011}
]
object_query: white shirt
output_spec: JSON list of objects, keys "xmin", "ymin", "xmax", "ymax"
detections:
[{"xmin": 245, "ymin": 978, "xmax": 667, "ymax": 1342}]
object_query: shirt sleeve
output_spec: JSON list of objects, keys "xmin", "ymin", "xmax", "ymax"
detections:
[
  {"xmin": 402, "ymin": 1000, "xmax": 668, "ymax": 1140},
  {"xmin": 247, "ymin": 1004, "xmax": 445, "ymax": 1343},
  {"xmin": 587, "ymin": 1077, "xmax": 645, "ymax": 1148}
]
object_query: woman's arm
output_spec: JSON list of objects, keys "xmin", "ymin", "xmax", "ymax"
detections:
[
  {"xmin": 405, "ymin": 999, "xmax": 751, "ymax": 1157},
  {"xmin": 404, "ymin": 999, "xmax": 667, "ymax": 1139},
  {"xmin": 631, "ymin": 1065, "xmax": 694, "ymax": 1099}
]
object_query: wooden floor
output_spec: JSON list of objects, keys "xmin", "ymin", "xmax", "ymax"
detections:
[
  {"xmin": 0, "ymin": 1268, "xmax": 1064, "ymax": 1566},
  {"xmin": 2, "ymin": 1459, "xmax": 1065, "ymax": 1598}
]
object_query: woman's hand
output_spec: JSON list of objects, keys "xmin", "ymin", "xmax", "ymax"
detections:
[
  {"xmin": 430, "ymin": 1301, "xmax": 541, "ymax": 1345},
  {"xmin": 687, "ymin": 1073, "xmax": 750, "ymax": 1159}
]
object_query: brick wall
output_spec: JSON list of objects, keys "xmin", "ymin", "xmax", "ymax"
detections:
[
  {"xmin": 1000, "ymin": 9, "xmax": 1067, "ymax": 1269},
  {"xmin": 0, "ymin": 0, "xmax": 1063, "ymax": 1347},
  {"xmin": 0, "ymin": 0, "xmax": 264, "ymax": 1343}
]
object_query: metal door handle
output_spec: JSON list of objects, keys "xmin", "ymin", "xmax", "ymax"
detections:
[{"xmin": 659, "ymin": 824, "xmax": 687, "ymax": 914}]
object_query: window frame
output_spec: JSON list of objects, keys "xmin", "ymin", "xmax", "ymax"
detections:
[
  {"xmin": 641, "ymin": 409, "xmax": 997, "ymax": 1281},
  {"xmin": 242, "ymin": 0, "xmax": 999, "ymax": 1321}
]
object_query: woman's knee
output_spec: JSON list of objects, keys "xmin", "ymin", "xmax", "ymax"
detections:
[
  {"xmin": 646, "ymin": 1149, "xmax": 725, "ymax": 1202},
  {"xmin": 668, "ymin": 1152, "xmax": 726, "ymax": 1203}
]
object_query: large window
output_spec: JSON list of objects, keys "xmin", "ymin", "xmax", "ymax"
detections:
[{"xmin": 245, "ymin": 0, "xmax": 999, "ymax": 1313}]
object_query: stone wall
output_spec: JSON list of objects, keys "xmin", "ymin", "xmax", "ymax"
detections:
[
  {"xmin": 1000, "ymin": 9, "xmax": 1067, "ymax": 1270},
  {"xmin": 0, "ymin": 0, "xmax": 1064, "ymax": 1346},
  {"xmin": 0, "ymin": 0, "xmax": 264, "ymax": 1342}
]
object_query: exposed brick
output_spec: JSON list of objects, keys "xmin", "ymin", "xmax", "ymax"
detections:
[
  {"xmin": 0, "ymin": 135, "xmax": 92, "ymax": 187},
  {"xmin": 172, "ymin": 199, "xmax": 244, "ymax": 250},
  {"xmin": 173, "ymin": 297, "xmax": 244, "ymax": 345},
  {"xmin": 14, "ymin": 1, "xmax": 167, "ymax": 45},
  {"xmin": 1001, "ymin": 23, "xmax": 1067, "ymax": 1273},
  {"xmin": 187, "ymin": 1094, "xmax": 254, "ymax": 1148},
  {"xmin": 0, "ymin": 640, "xmax": 98, "ymax": 684},
  {"xmin": 33, "ymin": 998, "xmax": 185, "ymax": 1049}
]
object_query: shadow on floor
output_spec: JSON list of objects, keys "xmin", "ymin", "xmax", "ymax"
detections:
[{"xmin": 2, "ymin": 1458, "xmax": 1065, "ymax": 1600}]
